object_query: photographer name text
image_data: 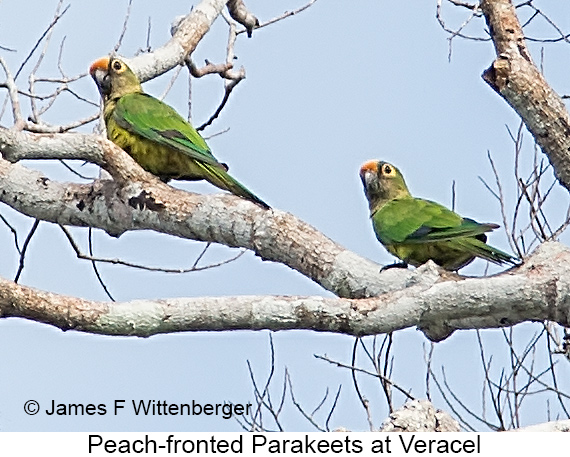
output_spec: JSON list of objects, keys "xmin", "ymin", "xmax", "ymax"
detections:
[{"xmin": 32, "ymin": 400, "xmax": 251, "ymax": 419}]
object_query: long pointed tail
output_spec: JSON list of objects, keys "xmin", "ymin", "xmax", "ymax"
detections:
[
  {"xmin": 201, "ymin": 163, "xmax": 270, "ymax": 209},
  {"xmin": 460, "ymin": 238, "xmax": 518, "ymax": 266}
]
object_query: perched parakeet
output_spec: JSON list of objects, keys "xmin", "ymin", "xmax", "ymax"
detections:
[
  {"xmin": 360, "ymin": 160, "xmax": 517, "ymax": 271},
  {"xmin": 89, "ymin": 57, "xmax": 270, "ymax": 209}
]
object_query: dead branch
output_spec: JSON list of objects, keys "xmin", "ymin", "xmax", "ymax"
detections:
[
  {"xmin": 126, "ymin": 0, "xmax": 231, "ymax": 83},
  {"xmin": 249, "ymin": 0, "xmax": 319, "ymax": 35},
  {"xmin": 197, "ymin": 14, "xmax": 245, "ymax": 130},
  {"xmin": 480, "ymin": 0, "xmax": 570, "ymax": 193},
  {"xmin": 380, "ymin": 399, "xmax": 460, "ymax": 432},
  {"xmin": 227, "ymin": 0, "xmax": 259, "ymax": 37},
  {"xmin": 0, "ymin": 241, "xmax": 569, "ymax": 338},
  {"xmin": 189, "ymin": 60, "xmax": 233, "ymax": 78}
]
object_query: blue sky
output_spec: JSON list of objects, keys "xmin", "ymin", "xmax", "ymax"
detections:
[{"xmin": 1, "ymin": 0, "xmax": 569, "ymax": 431}]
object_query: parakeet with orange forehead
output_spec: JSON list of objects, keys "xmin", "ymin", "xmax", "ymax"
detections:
[
  {"xmin": 359, "ymin": 160, "xmax": 517, "ymax": 271},
  {"xmin": 89, "ymin": 56, "xmax": 269, "ymax": 209}
]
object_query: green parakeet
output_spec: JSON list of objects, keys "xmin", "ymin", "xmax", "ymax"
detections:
[
  {"xmin": 89, "ymin": 57, "xmax": 270, "ymax": 209},
  {"xmin": 359, "ymin": 160, "xmax": 517, "ymax": 271}
]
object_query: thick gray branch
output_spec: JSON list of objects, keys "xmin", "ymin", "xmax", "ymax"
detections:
[
  {"xmin": 0, "ymin": 128, "xmax": 106, "ymax": 164},
  {"xmin": 0, "ymin": 242, "xmax": 568, "ymax": 339},
  {"xmin": 125, "ymin": 0, "xmax": 229, "ymax": 82},
  {"xmin": 480, "ymin": 0, "xmax": 570, "ymax": 192}
]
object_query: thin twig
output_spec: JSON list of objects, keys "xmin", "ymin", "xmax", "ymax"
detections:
[
  {"xmin": 427, "ymin": 364, "xmax": 477, "ymax": 431},
  {"xmin": 58, "ymin": 160, "xmax": 97, "ymax": 181},
  {"xmin": 14, "ymin": 219, "xmax": 40, "ymax": 283},
  {"xmin": 476, "ymin": 331, "xmax": 506, "ymax": 430},
  {"xmin": 442, "ymin": 364, "xmax": 500, "ymax": 431},
  {"xmin": 0, "ymin": 57, "xmax": 24, "ymax": 128},
  {"xmin": 114, "ymin": 0, "xmax": 134, "ymax": 53},
  {"xmin": 241, "ymin": 0, "xmax": 319, "ymax": 35},
  {"xmin": 247, "ymin": 333, "xmax": 283, "ymax": 432},
  {"xmin": 59, "ymin": 225, "xmax": 246, "ymax": 273},
  {"xmin": 88, "ymin": 227, "xmax": 115, "ymax": 302},
  {"xmin": 314, "ymin": 353, "xmax": 414, "ymax": 400},
  {"xmin": 286, "ymin": 370, "xmax": 326, "ymax": 432},
  {"xmin": 0, "ymin": 212, "xmax": 22, "ymax": 254},
  {"xmin": 350, "ymin": 338, "xmax": 374, "ymax": 431},
  {"xmin": 197, "ymin": 16, "xmax": 245, "ymax": 131},
  {"xmin": 424, "ymin": 342, "xmax": 435, "ymax": 402},
  {"xmin": 324, "ymin": 385, "xmax": 342, "ymax": 432},
  {"xmin": 14, "ymin": 2, "xmax": 70, "ymax": 81}
]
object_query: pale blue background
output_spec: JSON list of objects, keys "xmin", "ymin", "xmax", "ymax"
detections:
[{"xmin": 0, "ymin": 0, "xmax": 569, "ymax": 431}]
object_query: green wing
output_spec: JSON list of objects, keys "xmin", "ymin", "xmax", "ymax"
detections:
[
  {"xmin": 113, "ymin": 93, "xmax": 221, "ymax": 168},
  {"xmin": 112, "ymin": 93, "xmax": 270, "ymax": 209},
  {"xmin": 373, "ymin": 198, "xmax": 496, "ymax": 244}
]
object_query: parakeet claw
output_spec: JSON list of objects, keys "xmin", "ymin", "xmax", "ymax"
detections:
[{"xmin": 380, "ymin": 262, "xmax": 409, "ymax": 272}]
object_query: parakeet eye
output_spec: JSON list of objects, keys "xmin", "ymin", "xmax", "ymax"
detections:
[
  {"xmin": 112, "ymin": 60, "xmax": 123, "ymax": 72},
  {"xmin": 383, "ymin": 164, "xmax": 393, "ymax": 175}
]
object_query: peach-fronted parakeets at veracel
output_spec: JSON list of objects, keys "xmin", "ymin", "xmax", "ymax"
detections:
[
  {"xmin": 360, "ymin": 160, "xmax": 517, "ymax": 271},
  {"xmin": 89, "ymin": 56, "xmax": 270, "ymax": 209}
]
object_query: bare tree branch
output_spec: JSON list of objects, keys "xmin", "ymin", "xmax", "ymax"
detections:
[
  {"xmin": 248, "ymin": 0, "xmax": 319, "ymax": 35},
  {"xmin": 227, "ymin": 0, "xmax": 258, "ymax": 37},
  {"xmin": 480, "ymin": 0, "xmax": 570, "ymax": 193},
  {"xmin": 0, "ymin": 240, "xmax": 568, "ymax": 338},
  {"xmin": 125, "ymin": 0, "xmax": 232, "ymax": 83}
]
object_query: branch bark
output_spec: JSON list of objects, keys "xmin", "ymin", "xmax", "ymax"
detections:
[
  {"xmin": 378, "ymin": 399, "xmax": 570, "ymax": 432},
  {"xmin": 480, "ymin": 0, "xmax": 570, "ymax": 192},
  {"xmin": 124, "ymin": 0, "xmax": 246, "ymax": 83},
  {"xmin": 380, "ymin": 400, "xmax": 460, "ymax": 432},
  {"xmin": 124, "ymin": 0, "xmax": 226, "ymax": 82},
  {"xmin": 0, "ymin": 240, "xmax": 568, "ymax": 339},
  {"xmin": 227, "ymin": 0, "xmax": 259, "ymax": 37}
]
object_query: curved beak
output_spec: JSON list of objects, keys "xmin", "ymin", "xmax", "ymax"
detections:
[
  {"xmin": 89, "ymin": 57, "xmax": 110, "ymax": 75},
  {"xmin": 359, "ymin": 160, "xmax": 379, "ymax": 188},
  {"xmin": 89, "ymin": 57, "xmax": 111, "ymax": 97}
]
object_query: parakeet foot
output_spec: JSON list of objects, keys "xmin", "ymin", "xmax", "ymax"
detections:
[{"xmin": 380, "ymin": 261, "xmax": 409, "ymax": 272}]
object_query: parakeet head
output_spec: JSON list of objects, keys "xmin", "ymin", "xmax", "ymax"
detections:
[
  {"xmin": 89, "ymin": 56, "xmax": 142, "ymax": 100},
  {"xmin": 360, "ymin": 160, "xmax": 410, "ymax": 210}
]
